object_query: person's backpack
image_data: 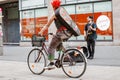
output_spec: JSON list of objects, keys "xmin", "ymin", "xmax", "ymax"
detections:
[{"xmin": 55, "ymin": 7, "xmax": 80, "ymax": 36}]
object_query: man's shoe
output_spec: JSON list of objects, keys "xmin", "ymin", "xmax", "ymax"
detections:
[
  {"xmin": 87, "ymin": 56, "xmax": 93, "ymax": 59},
  {"xmin": 44, "ymin": 62, "xmax": 55, "ymax": 70}
]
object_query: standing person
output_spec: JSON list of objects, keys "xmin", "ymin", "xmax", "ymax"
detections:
[
  {"xmin": 39, "ymin": 0, "xmax": 73, "ymax": 69},
  {"xmin": 84, "ymin": 16, "xmax": 97, "ymax": 59}
]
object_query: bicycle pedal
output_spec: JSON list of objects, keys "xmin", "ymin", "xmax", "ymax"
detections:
[
  {"xmin": 48, "ymin": 68, "xmax": 55, "ymax": 70},
  {"xmin": 44, "ymin": 68, "xmax": 55, "ymax": 70},
  {"xmin": 44, "ymin": 67, "xmax": 55, "ymax": 70}
]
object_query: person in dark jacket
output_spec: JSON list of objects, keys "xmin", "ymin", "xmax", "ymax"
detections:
[{"xmin": 84, "ymin": 16, "xmax": 97, "ymax": 59}]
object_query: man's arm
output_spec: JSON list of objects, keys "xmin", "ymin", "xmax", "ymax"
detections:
[
  {"xmin": 84, "ymin": 24, "xmax": 88, "ymax": 40},
  {"xmin": 84, "ymin": 31, "xmax": 87, "ymax": 37},
  {"xmin": 39, "ymin": 14, "xmax": 56, "ymax": 35},
  {"xmin": 90, "ymin": 23, "xmax": 97, "ymax": 31}
]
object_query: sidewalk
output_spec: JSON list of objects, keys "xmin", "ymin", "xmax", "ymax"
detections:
[
  {"xmin": 0, "ymin": 46, "xmax": 120, "ymax": 80},
  {"xmin": 1, "ymin": 46, "xmax": 120, "ymax": 66},
  {"xmin": 0, "ymin": 60, "xmax": 120, "ymax": 80}
]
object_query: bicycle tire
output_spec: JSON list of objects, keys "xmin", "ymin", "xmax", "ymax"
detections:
[
  {"xmin": 27, "ymin": 48, "xmax": 46, "ymax": 75},
  {"xmin": 61, "ymin": 49, "xmax": 87, "ymax": 78}
]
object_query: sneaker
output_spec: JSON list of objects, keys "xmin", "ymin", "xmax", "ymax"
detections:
[{"xmin": 44, "ymin": 62, "xmax": 55, "ymax": 70}]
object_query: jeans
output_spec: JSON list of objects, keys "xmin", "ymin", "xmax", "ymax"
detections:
[
  {"xmin": 87, "ymin": 39, "xmax": 95, "ymax": 57},
  {"xmin": 48, "ymin": 30, "xmax": 72, "ymax": 60}
]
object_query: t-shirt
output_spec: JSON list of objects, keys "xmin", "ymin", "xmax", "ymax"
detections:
[
  {"xmin": 84, "ymin": 23, "xmax": 97, "ymax": 40},
  {"xmin": 54, "ymin": 18, "xmax": 67, "ymax": 32}
]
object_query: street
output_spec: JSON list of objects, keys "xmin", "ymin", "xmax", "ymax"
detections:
[
  {"xmin": 0, "ymin": 46, "xmax": 120, "ymax": 80},
  {"xmin": 0, "ymin": 60, "xmax": 120, "ymax": 80}
]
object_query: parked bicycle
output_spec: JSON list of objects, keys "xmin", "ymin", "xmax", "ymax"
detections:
[{"xmin": 27, "ymin": 33, "xmax": 87, "ymax": 78}]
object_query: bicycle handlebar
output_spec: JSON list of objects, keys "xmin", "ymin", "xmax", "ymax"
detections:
[{"xmin": 38, "ymin": 33, "xmax": 54, "ymax": 37}]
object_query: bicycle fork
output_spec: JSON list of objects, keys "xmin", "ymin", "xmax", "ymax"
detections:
[{"xmin": 34, "ymin": 51, "xmax": 42, "ymax": 63}]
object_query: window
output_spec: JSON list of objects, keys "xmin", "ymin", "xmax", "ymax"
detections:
[
  {"xmin": 8, "ymin": 7, "xmax": 18, "ymax": 19},
  {"xmin": 94, "ymin": 1, "xmax": 113, "ymax": 40},
  {"xmin": 20, "ymin": 8, "xmax": 48, "ymax": 41},
  {"xmin": 21, "ymin": 10, "xmax": 35, "ymax": 41},
  {"xmin": 76, "ymin": 3, "xmax": 93, "ymax": 40},
  {"xmin": 20, "ymin": 0, "xmax": 46, "ymax": 10},
  {"xmin": 63, "ymin": 1, "xmax": 113, "ymax": 41},
  {"xmin": 35, "ymin": 8, "xmax": 48, "ymax": 40},
  {"xmin": 66, "ymin": 0, "xmax": 77, "ymax": 4},
  {"xmin": 61, "ymin": 0, "xmax": 66, "ymax": 4},
  {"xmin": 20, "ymin": 0, "xmax": 113, "ymax": 41}
]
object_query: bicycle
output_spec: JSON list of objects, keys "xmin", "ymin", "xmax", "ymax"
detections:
[{"xmin": 27, "ymin": 33, "xmax": 87, "ymax": 78}]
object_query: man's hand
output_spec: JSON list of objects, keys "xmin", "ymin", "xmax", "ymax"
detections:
[
  {"xmin": 84, "ymin": 36, "xmax": 87, "ymax": 41},
  {"xmin": 38, "ymin": 25, "xmax": 47, "ymax": 36},
  {"xmin": 38, "ymin": 30, "xmax": 43, "ymax": 36},
  {"xmin": 89, "ymin": 25, "xmax": 96, "ymax": 31},
  {"xmin": 89, "ymin": 25, "xmax": 93, "ymax": 30}
]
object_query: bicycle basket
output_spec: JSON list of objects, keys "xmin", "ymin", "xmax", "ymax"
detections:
[{"xmin": 31, "ymin": 34, "xmax": 45, "ymax": 47}]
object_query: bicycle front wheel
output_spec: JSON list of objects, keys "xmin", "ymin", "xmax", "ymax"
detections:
[
  {"xmin": 61, "ymin": 49, "xmax": 87, "ymax": 78},
  {"xmin": 27, "ymin": 48, "xmax": 46, "ymax": 75}
]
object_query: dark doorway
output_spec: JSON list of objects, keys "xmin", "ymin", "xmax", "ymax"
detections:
[
  {"xmin": 1, "ymin": 2, "xmax": 20, "ymax": 45},
  {"xmin": 7, "ymin": 20, "xmax": 20, "ymax": 43}
]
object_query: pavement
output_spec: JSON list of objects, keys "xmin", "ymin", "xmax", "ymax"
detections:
[{"xmin": 0, "ymin": 46, "xmax": 120, "ymax": 80}]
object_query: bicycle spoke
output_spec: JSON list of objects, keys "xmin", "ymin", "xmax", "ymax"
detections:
[
  {"xmin": 61, "ymin": 49, "xmax": 87, "ymax": 78},
  {"xmin": 27, "ymin": 48, "xmax": 46, "ymax": 75}
]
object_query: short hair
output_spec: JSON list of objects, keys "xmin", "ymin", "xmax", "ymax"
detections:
[
  {"xmin": 51, "ymin": 0, "xmax": 61, "ymax": 9},
  {"xmin": 88, "ymin": 16, "xmax": 93, "ymax": 20}
]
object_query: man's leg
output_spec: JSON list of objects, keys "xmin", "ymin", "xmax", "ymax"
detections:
[
  {"xmin": 87, "ymin": 40, "xmax": 92, "ymax": 57},
  {"xmin": 44, "ymin": 35, "xmax": 62, "ymax": 69},
  {"xmin": 48, "ymin": 35, "xmax": 62, "ymax": 61},
  {"xmin": 91, "ymin": 40, "xmax": 95, "ymax": 58},
  {"xmin": 46, "ymin": 31, "xmax": 71, "ymax": 69}
]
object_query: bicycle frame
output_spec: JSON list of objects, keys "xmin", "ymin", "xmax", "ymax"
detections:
[
  {"xmin": 41, "ymin": 41, "xmax": 64, "ymax": 59},
  {"xmin": 40, "ymin": 41, "xmax": 66, "ymax": 68},
  {"xmin": 41, "ymin": 42, "xmax": 49, "ymax": 56}
]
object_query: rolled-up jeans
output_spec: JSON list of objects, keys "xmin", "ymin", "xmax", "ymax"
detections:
[{"xmin": 48, "ymin": 30, "xmax": 72, "ymax": 60}]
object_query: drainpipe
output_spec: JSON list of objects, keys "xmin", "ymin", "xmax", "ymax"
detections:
[
  {"xmin": 0, "ymin": 23, "xmax": 3, "ymax": 56},
  {"xmin": 0, "ymin": 8, "xmax": 3, "ymax": 56}
]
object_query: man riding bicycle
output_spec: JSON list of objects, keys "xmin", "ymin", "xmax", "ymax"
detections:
[{"xmin": 39, "ymin": 0, "xmax": 73, "ymax": 69}]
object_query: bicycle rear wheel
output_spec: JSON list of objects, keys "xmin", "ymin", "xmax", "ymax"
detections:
[
  {"xmin": 27, "ymin": 48, "xmax": 46, "ymax": 75},
  {"xmin": 61, "ymin": 49, "xmax": 87, "ymax": 78}
]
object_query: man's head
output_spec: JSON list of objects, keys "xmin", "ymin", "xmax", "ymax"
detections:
[
  {"xmin": 87, "ymin": 16, "xmax": 93, "ymax": 22},
  {"xmin": 51, "ymin": 0, "xmax": 61, "ymax": 10}
]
